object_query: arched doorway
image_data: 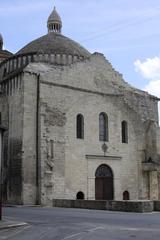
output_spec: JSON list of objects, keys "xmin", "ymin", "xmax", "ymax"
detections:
[{"xmin": 95, "ymin": 164, "xmax": 113, "ymax": 200}]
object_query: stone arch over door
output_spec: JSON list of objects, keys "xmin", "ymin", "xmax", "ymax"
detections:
[{"xmin": 95, "ymin": 164, "xmax": 113, "ymax": 200}]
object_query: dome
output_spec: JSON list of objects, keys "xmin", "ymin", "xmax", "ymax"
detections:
[
  {"xmin": 16, "ymin": 32, "xmax": 90, "ymax": 58},
  {"xmin": 16, "ymin": 6, "xmax": 91, "ymax": 59}
]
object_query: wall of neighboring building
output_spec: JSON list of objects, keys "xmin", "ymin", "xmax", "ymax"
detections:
[
  {"xmin": 157, "ymin": 127, "xmax": 160, "ymax": 155},
  {"xmin": 0, "ymin": 58, "xmax": 5, "ymax": 63},
  {"xmin": 0, "ymin": 74, "xmax": 24, "ymax": 204},
  {"xmin": 0, "ymin": 50, "xmax": 13, "ymax": 64}
]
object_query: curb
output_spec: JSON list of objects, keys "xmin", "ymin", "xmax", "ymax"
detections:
[
  {"xmin": 0, "ymin": 222, "xmax": 28, "ymax": 230},
  {"xmin": 4, "ymin": 205, "xmax": 42, "ymax": 208}
]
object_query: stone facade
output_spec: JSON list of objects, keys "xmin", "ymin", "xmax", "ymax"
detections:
[{"xmin": 0, "ymin": 6, "xmax": 160, "ymax": 205}]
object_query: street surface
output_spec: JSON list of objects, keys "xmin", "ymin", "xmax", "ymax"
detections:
[{"xmin": 1, "ymin": 206, "xmax": 160, "ymax": 239}]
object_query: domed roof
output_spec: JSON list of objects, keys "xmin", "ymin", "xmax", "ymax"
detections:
[
  {"xmin": 16, "ymin": 32, "xmax": 90, "ymax": 58},
  {"xmin": 48, "ymin": 6, "xmax": 62, "ymax": 24}
]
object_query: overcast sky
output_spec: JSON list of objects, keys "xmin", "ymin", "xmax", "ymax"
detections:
[{"xmin": 0, "ymin": 0, "xmax": 160, "ymax": 115}]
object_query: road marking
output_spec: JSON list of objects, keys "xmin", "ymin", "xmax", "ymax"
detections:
[
  {"xmin": 99, "ymin": 225, "xmax": 160, "ymax": 233},
  {"xmin": 62, "ymin": 232, "xmax": 83, "ymax": 240},
  {"xmin": 62, "ymin": 226, "xmax": 104, "ymax": 239},
  {"xmin": 0, "ymin": 225, "xmax": 31, "ymax": 239},
  {"xmin": 3, "ymin": 217, "xmax": 15, "ymax": 220},
  {"xmin": 39, "ymin": 227, "xmax": 53, "ymax": 240},
  {"xmin": 88, "ymin": 227, "xmax": 105, "ymax": 232}
]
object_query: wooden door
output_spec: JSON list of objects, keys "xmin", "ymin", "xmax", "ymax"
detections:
[
  {"xmin": 95, "ymin": 177, "xmax": 104, "ymax": 200},
  {"xmin": 95, "ymin": 165, "xmax": 113, "ymax": 200},
  {"xmin": 103, "ymin": 177, "xmax": 113, "ymax": 200}
]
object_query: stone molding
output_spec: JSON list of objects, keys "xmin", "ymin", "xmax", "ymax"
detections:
[{"xmin": 86, "ymin": 155, "xmax": 122, "ymax": 160}]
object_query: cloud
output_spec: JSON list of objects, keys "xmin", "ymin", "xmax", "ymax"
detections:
[
  {"xmin": 134, "ymin": 56, "xmax": 160, "ymax": 122},
  {"xmin": 144, "ymin": 79, "xmax": 160, "ymax": 123},
  {"xmin": 134, "ymin": 57, "xmax": 160, "ymax": 80},
  {"xmin": 144, "ymin": 79, "xmax": 160, "ymax": 97},
  {"xmin": 134, "ymin": 56, "xmax": 160, "ymax": 96}
]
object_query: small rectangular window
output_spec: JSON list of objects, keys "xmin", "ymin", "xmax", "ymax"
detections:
[
  {"xmin": 122, "ymin": 121, "xmax": 128, "ymax": 143},
  {"xmin": 76, "ymin": 114, "xmax": 84, "ymax": 139}
]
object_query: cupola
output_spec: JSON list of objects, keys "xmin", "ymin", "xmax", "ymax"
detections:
[{"xmin": 47, "ymin": 6, "xmax": 62, "ymax": 33}]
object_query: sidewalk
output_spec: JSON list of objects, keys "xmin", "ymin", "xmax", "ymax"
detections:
[{"xmin": 0, "ymin": 218, "xmax": 28, "ymax": 230}]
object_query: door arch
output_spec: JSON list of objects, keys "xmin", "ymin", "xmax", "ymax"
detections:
[{"xmin": 95, "ymin": 164, "xmax": 113, "ymax": 200}]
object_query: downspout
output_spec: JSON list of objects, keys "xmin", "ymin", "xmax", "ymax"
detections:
[
  {"xmin": 0, "ymin": 126, "xmax": 7, "ymax": 220},
  {"xmin": 36, "ymin": 74, "xmax": 40, "ymax": 205}
]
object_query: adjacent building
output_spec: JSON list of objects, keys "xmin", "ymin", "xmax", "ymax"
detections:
[{"xmin": 0, "ymin": 34, "xmax": 12, "ymax": 63}]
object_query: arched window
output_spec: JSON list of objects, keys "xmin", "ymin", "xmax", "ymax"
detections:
[
  {"xmin": 95, "ymin": 164, "xmax": 113, "ymax": 178},
  {"xmin": 99, "ymin": 113, "xmax": 108, "ymax": 142},
  {"xmin": 122, "ymin": 121, "xmax": 128, "ymax": 143},
  {"xmin": 76, "ymin": 114, "xmax": 84, "ymax": 139},
  {"xmin": 76, "ymin": 191, "xmax": 85, "ymax": 200},
  {"xmin": 123, "ymin": 191, "xmax": 130, "ymax": 200}
]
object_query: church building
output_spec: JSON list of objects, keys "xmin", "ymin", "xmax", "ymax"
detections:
[{"xmin": 0, "ymin": 6, "xmax": 160, "ymax": 205}]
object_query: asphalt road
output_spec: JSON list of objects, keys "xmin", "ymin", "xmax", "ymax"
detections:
[{"xmin": 1, "ymin": 206, "xmax": 160, "ymax": 239}]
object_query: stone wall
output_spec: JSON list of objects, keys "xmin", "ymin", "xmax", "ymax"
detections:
[
  {"xmin": 0, "ymin": 74, "xmax": 24, "ymax": 204},
  {"xmin": 52, "ymin": 199, "xmax": 154, "ymax": 213},
  {"xmin": 23, "ymin": 52, "xmax": 158, "ymax": 204},
  {"xmin": 22, "ymin": 72, "xmax": 38, "ymax": 204},
  {"xmin": 157, "ymin": 127, "xmax": 160, "ymax": 155}
]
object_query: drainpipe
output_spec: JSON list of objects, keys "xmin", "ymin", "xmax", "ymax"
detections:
[
  {"xmin": 36, "ymin": 74, "xmax": 40, "ymax": 205},
  {"xmin": 0, "ymin": 126, "xmax": 7, "ymax": 220}
]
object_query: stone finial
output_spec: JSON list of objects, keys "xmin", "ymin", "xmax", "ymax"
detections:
[
  {"xmin": 47, "ymin": 6, "xmax": 62, "ymax": 34},
  {"xmin": 0, "ymin": 34, "xmax": 3, "ymax": 50},
  {"xmin": 101, "ymin": 143, "xmax": 108, "ymax": 156}
]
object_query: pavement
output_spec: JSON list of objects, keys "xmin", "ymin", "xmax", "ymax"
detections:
[
  {"xmin": 1, "ymin": 206, "xmax": 160, "ymax": 240},
  {"xmin": 0, "ymin": 217, "xmax": 28, "ymax": 230},
  {"xmin": 0, "ymin": 204, "xmax": 40, "ymax": 230}
]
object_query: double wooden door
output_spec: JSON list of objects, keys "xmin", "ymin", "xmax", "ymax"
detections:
[{"xmin": 95, "ymin": 165, "xmax": 113, "ymax": 200}]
